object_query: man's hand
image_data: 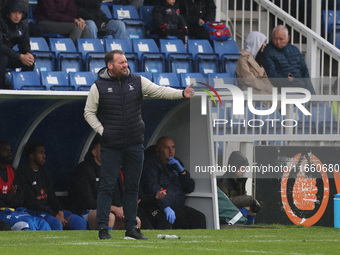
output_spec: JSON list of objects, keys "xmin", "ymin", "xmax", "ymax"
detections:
[
  {"xmin": 55, "ymin": 210, "xmax": 67, "ymax": 228},
  {"xmin": 75, "ymin": 18, "xmax": 86, "ymax": 30},
  {"xmin": 19, "ymin": 53, "xmax": 34, "ymax": 66},
  {"xmin": 111, "ymin": 206, "xmax": 124, "ymax": 219},
  {"xmin": 164, "ymin": 206, "xmax": 176, "ymax": 224},
  {"xmin": 168, "ymin": 157, "xmax": 184, "ymax": 173},
  {"xmin": 183, "ymin": 83, "xmax": 194, "ymax": 98}
]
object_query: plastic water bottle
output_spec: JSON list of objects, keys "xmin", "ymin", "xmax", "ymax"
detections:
[
  {"xmin": 157, "ymin": 234, "xmax": 180, "ymax": 239},
  {"xmin": 334, "ymin": 194, "xmax": 340, "ymax": 228}
]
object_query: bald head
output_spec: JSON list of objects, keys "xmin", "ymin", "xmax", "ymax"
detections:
[{"xmin": 156, "ymin": 136, "xmax": 175, "ymax": 165}]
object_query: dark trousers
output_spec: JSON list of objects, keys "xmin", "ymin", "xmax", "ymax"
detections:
[
  {"xmin": 151, "ymin": 205, "xmax": 206, "ymax": 229},
  {"xmin": 0, "ymin": 53, "xmax": 34, "ymax": 89},
  {"xmin": 96, "ymin": 143, "xmax": 144, "ymax": 231}
]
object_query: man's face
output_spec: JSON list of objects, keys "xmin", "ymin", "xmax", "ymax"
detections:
[
  {"xmin": 272, "ymin": 29, "xmax": 290, "ymax": 49},
  {"xmin": 166, "ymin": 0, "xmax": 176, "ymax": 5},
  {"xmin": 31, "ymin": 146, "xmax": 46, "ymax": 167},
  {"xmin": 108, "ymin": 53, "xmax": 128, "ymax": 78},
  {"xmin": 9, "ymin": 11, "xmax": 23, "ymax": 24},
  {"xmin": 0, "ymin": 144, "xmax": 13, "ymax": 165},
  {"xmin": 157, "ymin": 138, "xmax": 175, "ymax": 165}
]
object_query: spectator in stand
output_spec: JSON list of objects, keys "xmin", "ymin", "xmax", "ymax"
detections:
[
  {"xmin": 152, "ymin": 0, "xmax": 188, "ymax": 42},
  {"xmin": 217, "ymin": 151, "xmax": 262, "ymax": 225},
  {"xmin": 236, "ymin": 31, "xmax": 273, "ymax": 94},
  {"xmin": 75, "ymin": 0, "xmax": 127, "ymax": 39},
  {"xmin": 262, "ymin": 25, "xmax": 316, "ymax": 94},
  {"xmin": 141, "ymin": 136, "xmax": 206, "ymax": 229},
  {"xmin": 0, "ymin": 0, "xmax": 34, "ymax": 89},
  {"xmin": 68, "ymin": 137, "xmax": 116, "ymax": 230},
  {"xmin": 179, "ymin": 0, "xmax": 216, "ymax": 40},
  {"xmin": 0, "ymin": 141, "xmax": 51, "ymax": 231},
  {"xmin": 17, "ymin": 141, "xmax": 87, "ymax": 230},
  {"xmin": 35, "ymin": 0, "xmax": 89, "ymax": 45}
]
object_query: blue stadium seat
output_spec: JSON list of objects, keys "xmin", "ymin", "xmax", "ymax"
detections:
[
  {"xmin": 180, "ymin": 72, "xmax": 206, "ymax": 87},
  {"xmin": 159, "ymin": 39, "xmax": 193, "ymax": 77},
  {"xmin": 135, "ymin": 72, "xmax": 153, "ymax": 81},
  {"xmin": 139, "ymin": 5, "xmax": 155, "ymax": 37},
  {"xmin": 77, "ymin": 38, "xmax": 105, "ymax": 61},
  {"xmin": 223, "ymin": 54, "xmax": 239, "ymax": 77},
  {"xmin": 132, "ymin": 39, "xmax": 165, "ymax": 73},
  {"xmin": 322, "ymin": 10, "xmax": 340, "ymax": 44},
  {"xmin": 49, "ymin": 38, "xmax": 83, "ymax": 73},
  {"xmin": 153, "ymin": 72, "xmax": 181, "ymax": 88},
  {"xmin": 69, "ymin": 71, "xmax": 98, "ymax": 91},
  {"xmin": 104, "ymin": 38, "xmax": 133, "ymax": 52},
  {"xmin": 41, "ymin": 71, "xmax": 74, "ymax": 91},
  {"xmin": 112, "ymin": 5, "xmax": 145, "ymax": 39},
  {"xmin": 207, "ymin": 73, "xmax": 236, "ymax": 87},
  {"xmin": 11, "ymin": 71, "xmax": 45, "ymax": 90},
  {"xmin": 187, "ymin": 39, "xmax": 220, "ymax": 76},
  {"xmin": 101, "ymin": 4, "xmax": 113, "ymax": 19},
  {"xmin": 87, "ymin": 53, "xmax": 106, "ymax": 73},
  {"xmin": 30, "ymin": 37, "xmax": 56, "ymax": 73},
  {"xmin": 213, "ymin": 39, "xmax": 240, "ymax": 59}
]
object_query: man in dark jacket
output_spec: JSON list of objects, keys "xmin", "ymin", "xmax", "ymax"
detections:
[
  {"xmin": 84, "ymin": 49, "xmax": 194, "ymax": 240},
  {"xmin": 75, "ymin": 0, "xmax": 126, "ymax": 39},
  {"xmin": 17, "ymin": 141, "xmax": 87, "ymax": 230},
  {"xmin": 262, "ymin": 25, "xmax": 316, "ymax": 94},
  {"xmin": 152, "ymin": 0, "xmax": 188, "ymax": 42},
  {"xmin": 68, "ymin": 137, "xmax": 116, "ymax": 230},
  {"xmin": 141, "ymin": 136, "xmax": 206, "ymax": 229},
  {"xmin": 179, "ymin": 0, "xmax": 216, "ymax": 40},
  {"xmin": 0, "ymin": 0, "xmax": 34, "ymax": 89}
]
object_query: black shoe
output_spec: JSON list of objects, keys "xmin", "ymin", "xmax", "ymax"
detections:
[
  {"xmin": 124, "ymin": 227, "xmax": 148, "ymax": 240},
  {"xmin": 99, "ymin": 228, "xmax": 112, "ymax": 240}
]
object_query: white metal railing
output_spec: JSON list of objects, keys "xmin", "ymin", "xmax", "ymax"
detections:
[{"xmin": 222, "ymin": 0, "xmax": 340, "ymax": 95}]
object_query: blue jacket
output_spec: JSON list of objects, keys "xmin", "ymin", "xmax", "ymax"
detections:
[
  {"xmin": 263, "ymin": 42, "xmax": 315, "ymax": 94},
  {"xmin": 141, "ymin": 149, "xmax": 195, "ymax": 211}
]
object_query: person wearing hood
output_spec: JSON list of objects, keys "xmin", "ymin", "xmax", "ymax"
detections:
[
  {"xmin": 262, "ymin": 25, "xmax": 316, "ymax": 94},
  {"xmin": 84, "ymin": 49, "xmax": 194, "ymax": 240},
  {"xmin": 0, "ymin": 0, "xmax": 34, "ymax": 89},
  {"xmin": 152, "ymin": 0, "xmax": 188, "ymax": 42},
  {"xmin": 235, "ymin": 31, "xmax": 273, "ymax": 94},
  {"xmin": 217, "ymin": 151, "xmax": 262, "ymax": 225}
]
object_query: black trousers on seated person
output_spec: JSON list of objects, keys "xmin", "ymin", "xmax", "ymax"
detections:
[
  {"xmin": 0, "ymin": 53, "xmax": 34, "ymax": 89},
  {"xmin": 151, "ymin": 205, "xmax": 206, "ymax": 229}
]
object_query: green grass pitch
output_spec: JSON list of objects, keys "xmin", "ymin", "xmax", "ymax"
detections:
[{"xmin": 0, "ymin": 226, "xmax": 339, "ymax": 254}]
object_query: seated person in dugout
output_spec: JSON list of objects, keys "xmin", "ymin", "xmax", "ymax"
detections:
[
  {"xmin": 236, "ymin": 31, "xmax": 273, "ymax": 94},
  {"xmin": 0, "ymin": 141, "xmax": 51, "ymax": 231},
  {"xmin": 141, "ymin": 136, "xmax": 206, "ymax": 229},
  {"xmin": 217, "ymin": 151, "xmax": 262, "ymax": 225},
  {"xmin": 17, "ymin": 141, "xmax": 87, "ymax": 230}
]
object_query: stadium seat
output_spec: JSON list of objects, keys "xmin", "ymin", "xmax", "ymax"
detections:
[
  {"xmin": 87, "ymin": 53, "xmax": 106, "ymax": 73},
  {"xmin": 213, "ymin": 39, "xmax": 240, "ymax": 59},
  {"xmin": 30, "ymin": 37, "xmax": 56, "ymax": 73},
  {"xmin": 101, "ymin": 4, "xmax": 113, "ymax": 19},
  {"xmin": 180, "ymin": 72, "xmax": 206, "ymax": 87},
  {"xmin": 69, "ymin": 71, "xmax": 98, "ymax": 91},
  {"xmin": 132, "ymin": 39, "xmax": 165, "ymax": 73},
  {"xmin": 187, "ymin": 39, "xmax": 220, "ymax": 76},
  {"xmin": 41, "ymin": 71, "xmax": 74, "ymax": 91},
  {"xmin": 207, "ymin": 73, "xmax": 236, "ymax": 87},
  {"xmin": 104, "ymin": 38, "xmax": 133, "ymax": 53},
  {"xmin": 139, "ymin": 5, "xmax": 155, "ymax": 37},
  {"xmin": 322, "ymin": 10, "xmax": 340, "ymax": 45},
  {"xmin": 135, "ymin": 72, "xmax": 153, "ymax": 81},
  {"xmin": 112, "ymin": 5, "xmax": 145, "ymax": 39},
  {"xmin": 11, "ymin": 71, "xmax": 46, "ymax": 90},
  {"xmin": 159, "ymin": 39, "xmax": 194, "ymax": 77},
  {"xmin": 49, "ymin": 38, "xmax": 83, "ymax": 73},
  {"xmin": 153, "ymin": 72, "xmax": 181, "ymax": 88},
  {"xmin": 77, "ymin": 38, "xmax": 105, "ymax": 61}
]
